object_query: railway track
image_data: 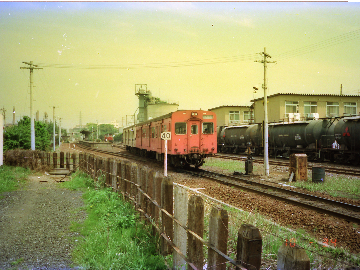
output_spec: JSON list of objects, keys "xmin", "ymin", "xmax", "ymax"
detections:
[
  {"xmin": 76, "ymin": 143, "xmax": 360, "ymax": 224},
  {"xmin": 215, "ymin": 153, "xmax": 360, "ymax": 177}
]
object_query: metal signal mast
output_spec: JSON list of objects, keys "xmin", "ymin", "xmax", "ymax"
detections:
[{"xmin": 20, "ymin": 61, "xmax": 42, "ymax": 150}]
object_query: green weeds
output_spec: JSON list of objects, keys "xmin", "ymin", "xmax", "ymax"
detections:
[
  {"xmin": 63, "ymin": 171, "xmax": 167, "ymax": 270},
  {"xmin": 291, "ymin": 175, "xmax": 360, "ymax": 199},
  {"xmin": 0, "ymin": 166, "xmax": 30, "ymax": 194},
  {"xmin": 203, "ymin": 158, "xmax": 256, "ymax": 173}
]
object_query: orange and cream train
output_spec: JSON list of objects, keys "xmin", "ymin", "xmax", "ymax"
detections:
[{"xmin": 123, "ymin": 110, "xmax": 217, "ymax": 168}]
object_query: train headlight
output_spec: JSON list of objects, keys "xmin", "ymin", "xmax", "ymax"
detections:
[{"xmin": 191, "ymin": 112, "xmax": 198, "ymax": 117}]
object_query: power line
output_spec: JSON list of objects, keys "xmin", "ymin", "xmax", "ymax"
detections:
[
  {"xmin": 36, "ymin": 28, "xmax": 360, "ymax": 70},
  {"xmin": 274, "ymin": 28, "xmax": 360, "ymax": 61}
]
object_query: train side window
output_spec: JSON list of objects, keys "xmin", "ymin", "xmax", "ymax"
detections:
[
  {"xmin": 191, "ymin": 125, "xmax": 198, "ymax": 135},
  {"xmin": 175, "ymin": 122, "xmax": 187, "ymax": 135},
  {"xmin": 202, "ymin": 122, "xmax": 214, "ymax": 134},
  {"xmin": 162, "ymin": 125, "xmax": 167, "ymax": 132},
  {"xmin": 151, "ymin": 127, "xmax": 155, "ymax": 138}
]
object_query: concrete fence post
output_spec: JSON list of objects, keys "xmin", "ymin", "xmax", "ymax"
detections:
[
  {"xmin": 154, "ymin": 172, "xmax": 162, "ymax": 226},
  {"xmin": 90, "ymin": 154, "xmax": 95, "ymax": 178},
  {"xmin": 187, "ymin": 195, "xmax": 204, "ymax": 270},
  {"xmin": 97, "ymin": 157, "xmax": 103, "ymax": 181},
  {"xmin": 125, "ymin": 162, "xmax": 132, "ymax": 197},
  {"xmin": 83, "ymin": 153, "xmax": 87, "ymax": 173},
  {"xmin": 105, "ymin": 158, "xmax": 111, "ymax": 186},
  {"xmin": 40, "ymin": 151, "xmax": 45, "ymax": 167},
  {"xmin": 236, "ymin": 224, "xmax": 262, "ymax": 270},
  {"xmin": 46, "ymin": 152, "xmax": 51, "ymax": 167},
  {"xmin": 79, "ymin": 153, "xmax": 84, "ymax": 171},
  {"xmin": 60, "ymin": 152, "xmax": 65, "ymax": 168},
  {"xmin": 130, "ymin": 163, "xmax": 140, "ymax": 201},
  {"xmin": 53, "ymin": 152, "xmax": 57, "ymax": 169},
  {"xmin": 277, "ymin": 243, "xmax": 310, "ymax": 270},
  {"xmin": 66, "ymin": 152, "xmax": 70, "ymax": 170},
  {"xmin": 93, "ymin": 157, "xmax": 97, "ymax": 180},
  {"xmin": 120, "ymin": 160, "xmax": 127, "ymax": 194},
  {"xmin": 111, "ymin": 159, "xmax": 117, "ymax": 191},
  {"xmin": 140, "ymin": 167, "xmax": 149, "ymax": 215},
  {"xmin": 161, "ymin": 176, "xmax": 173, "ymax": 256},
  {"xmin": 173, "ymin": 185, "xmax": 188, "ymax": 270},
  {"xmin": 208, "ymin": 207, "xmax": 229, "ymax": 270},
  {"xmin": 116, "ymin": 160, "xmax": 122, "ymax": 193},
  {"xmin": 147, "ymin": 170, "xmax": 155, "ymax": 218},
  {"xmin": 71, "ymin": 153, "xmax": 76, "ymax": 171}
]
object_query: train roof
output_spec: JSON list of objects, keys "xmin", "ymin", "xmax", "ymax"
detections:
[{"xmin": 124, "ymin": 110, "xmax": 215, "ymax": 129}]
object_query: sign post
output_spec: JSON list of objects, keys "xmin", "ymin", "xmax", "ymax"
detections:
[{"xmin": 161, "ymin": 132, "xmax": 171, "ymax": 177}]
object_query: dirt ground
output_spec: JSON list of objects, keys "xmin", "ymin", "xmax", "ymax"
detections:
[{"xmin": 0, "ymin": 173, "xmax": 85, "ymax": 270}]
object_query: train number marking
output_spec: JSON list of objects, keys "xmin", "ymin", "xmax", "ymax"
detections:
[{"xmin": 161, "ymin": 132, "xmax": 171, "ymax": 140}]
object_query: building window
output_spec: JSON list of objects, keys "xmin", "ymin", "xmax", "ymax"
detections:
[
  {"xmin": 344, "ymin": 102, "xmax": 357, "ymax": 116},
  {"xmin": 243, "ymin": 111, "xmax": 253, "ymax": 123},
  {"xmin": 326, "ymin": 102, "xmax": 339, "ymax": 117},
  {"xmin": 304, "ymin": 102, "xmax": 317, "ymax": 114},
  {"xmin": 285, "ymin": 101, "xmax": 299, "ymax": 116},
  {"xmin": 229, "ymin": 111, "xmax": 240, "ymax": 124}
]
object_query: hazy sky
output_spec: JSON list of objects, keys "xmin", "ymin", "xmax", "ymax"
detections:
[{"xmin": 1, "ymin": 2, "xmax": 359, "ymax": 129}]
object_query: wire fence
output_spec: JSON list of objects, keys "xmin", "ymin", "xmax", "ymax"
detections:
[{"xmin": 3, "ymin": 149, "xmax": 359, "ymax": 270}]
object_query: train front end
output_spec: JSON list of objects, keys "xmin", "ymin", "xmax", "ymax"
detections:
[{"xmin": 169, "ymin": 110, "xmax": 217, "ymax": 168}]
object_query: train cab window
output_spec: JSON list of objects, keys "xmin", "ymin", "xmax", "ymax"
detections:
[
  {"xmin": 202, "ymin": 122, "xmax": 214, "ymax": 134},
  {"xmin": 191, "ymin": 125, "xmax": 198, "ymax": 135},
  {"xmin": 175, "ymin": 122, "xmax": 187, "ymax": 135}
]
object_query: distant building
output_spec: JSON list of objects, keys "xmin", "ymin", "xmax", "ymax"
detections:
[
  {"xmin": 251, "ymin": 93, "xmax": 360, "ymax": 123},
  {"xmin": 134, "ymin": 84, "xmax": 179, "ymax": 124},
  {"xmin": 208, "ymin": 105, "xmax": 254, "ymax": 127}
]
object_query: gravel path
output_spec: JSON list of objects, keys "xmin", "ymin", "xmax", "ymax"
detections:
[{"xmin": 0, "ymin": 173, "xmax": 86, "ymax": 270}]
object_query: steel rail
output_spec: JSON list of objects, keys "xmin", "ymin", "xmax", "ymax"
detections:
[
  {"xmin": 76, "ymin": 144, "xmax": 360, "ymax": 223},
  {"xmin": 183, "ymin": 168, "xmax": 360, "ymax": 224}
]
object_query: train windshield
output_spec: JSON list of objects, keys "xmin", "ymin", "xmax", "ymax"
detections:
[
  {"xmin": 175, "ymin": 122, "xmax": 187, "ymax": 135},
  {"xmin": 202, "ymin": 122, "xmax": 214, "ymax": 134}
]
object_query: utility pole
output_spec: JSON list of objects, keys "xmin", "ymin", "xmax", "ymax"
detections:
[
  {"xmin": 53, "ymin": 106, "xmax": 56, "ymax": 151},
  {"xmin": 255, "ymin": 48, "xmax": 276, "ymax": 177},
  {"xmin": 59, "ymin": 118, "xmax": 62, "ymax": 147},
  {"xmin": 0, "ymin": 106, "xmax": 6, "ymax": 124},
  {"xmin": 13, "ymin": 106, "xmax": 15, "ymax": 125},
  {"xmin": 20, "ymin": 61, "xmax": 42, "ymax": 150}
]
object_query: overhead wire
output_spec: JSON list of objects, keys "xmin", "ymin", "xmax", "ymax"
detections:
[{"xmin": 37, "ymin": 28, "xmax": 360, "ymax": 70}]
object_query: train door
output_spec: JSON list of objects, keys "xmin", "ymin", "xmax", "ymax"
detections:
[{"xmin": 187, "ymin": 120, "xmax": 201, "ymax": 152}]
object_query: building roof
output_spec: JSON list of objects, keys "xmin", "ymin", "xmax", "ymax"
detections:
[
  {"xmin": 251, "ymin": 93, "xmax": 360, "ymax": 102},
  {"xmin": 208, "ymin": 105, "xmax": 251, "ymax": 111}
]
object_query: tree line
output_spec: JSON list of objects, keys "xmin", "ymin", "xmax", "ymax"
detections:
[{"xmin": 3, "ymin": 116, "xmax": 67, "ymax": 151}]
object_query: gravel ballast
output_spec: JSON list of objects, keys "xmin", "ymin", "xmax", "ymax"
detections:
[{"xmin": 0, "ymin": 174, "xmax": 86, "ymax": 270}]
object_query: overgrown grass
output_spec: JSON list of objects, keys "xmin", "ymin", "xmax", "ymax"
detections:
[
  {"xmin": 203, "ymin": 157, "xmax": 258, "ymax": 173},
  {"xmin": 62, "ymin": 171, "xmax": 167, "ymax": 270},
  {"xmin": 291, "ymin": 175, "xmax": 360, "ymax": 199},
  {"xmin": 0, "ymin": 165, "xmax": 30, "ymax": 194}
]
